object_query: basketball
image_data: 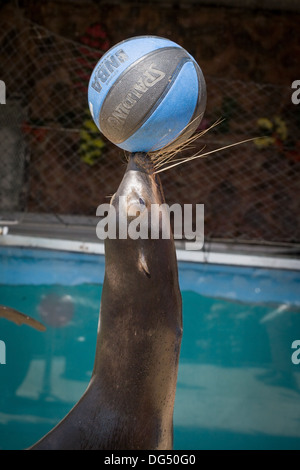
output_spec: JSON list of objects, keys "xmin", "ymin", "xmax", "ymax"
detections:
[{"xmin": 88, "ymin": 35, "xmax": 206, "ymax": 152}]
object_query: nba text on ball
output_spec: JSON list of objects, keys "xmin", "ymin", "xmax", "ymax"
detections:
[{"xmin": 91, "ymin": 49, "xmax": 130, "ymax": 93}]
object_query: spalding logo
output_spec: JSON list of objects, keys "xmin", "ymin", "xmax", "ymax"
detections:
[
  {"xmin": 107, "ymin": 63, "xmax": 166, "ymax": 131},
  {"xmin": 91, "ymin": 49, "xmax": 130, "ymax": 93}
]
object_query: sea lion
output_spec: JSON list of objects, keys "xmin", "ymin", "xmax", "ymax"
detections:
[
  {"xmin": 0, "ymin": 305, "xmax": 46, "ymax": 331},
  {"xmin": 29, "ymin": 152, "xmax": 182, "ymax": 450}
]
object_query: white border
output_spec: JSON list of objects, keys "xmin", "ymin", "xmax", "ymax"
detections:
[
  {"xmin": 0, "ymin": 235, "xmax": 105, "ymax": 255},
  {"xmin": 0, "ymin": 234, "xmax": 299, "ymax": 271},
  {"xmin": 176, "ymin": 248, "xmax": 300, "ymax": 270}
]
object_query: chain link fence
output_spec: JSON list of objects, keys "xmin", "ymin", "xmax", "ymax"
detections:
[{"xmin": 0, "ymin": 13, "xmax": 299, "ymax": 246}]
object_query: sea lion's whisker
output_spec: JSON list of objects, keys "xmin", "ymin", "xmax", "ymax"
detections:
[
  {"xmin": 150, "ymin": 117, "xmax": 225, "ymax": 169},
  {"xmin": 152, "ymin": 138, "xmax": 198, "ymax": 168},
  {"xmin": 148, "ymin": 114, "xmax": 206, "ymax": 161},
  {"xmin": 154, "ymin": 146, "xmax": 207, "ymax": 168},
  {"xmin": 154, "ymin": 138, "xmax": 257, "ymax": 174}
]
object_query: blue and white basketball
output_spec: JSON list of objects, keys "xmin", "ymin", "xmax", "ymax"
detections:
[{"xmin": 88, "ymin": 36, "xmax": 207, "ymax": 153}]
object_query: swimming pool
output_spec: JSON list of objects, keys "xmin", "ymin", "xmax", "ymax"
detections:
[{"xmin": 0, "ymin": 245, "xmax": 299, "ymax": 450}]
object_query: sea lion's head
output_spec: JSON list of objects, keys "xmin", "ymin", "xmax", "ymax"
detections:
[
  {"xmin": 104, "ymin": 152, "xmax": 176, "ymax": 283},
  {"xmin": 109, "ymin": 152, "xmax": 166, "ymax": 232}
]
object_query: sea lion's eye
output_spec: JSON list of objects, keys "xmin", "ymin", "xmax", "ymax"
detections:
[{"xmin": 127, "ymin": 196, "xmax": 147, "ymax": 218}]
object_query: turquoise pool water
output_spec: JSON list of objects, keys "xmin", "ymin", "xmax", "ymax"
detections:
[{"xmin": 0, "ymin": 246, "xmax": 299, "ymax": 450}]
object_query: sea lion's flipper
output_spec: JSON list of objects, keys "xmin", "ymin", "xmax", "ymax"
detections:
[{"xmin": 0, "ymin": 305, "xmax": 46, "ymax": 331}]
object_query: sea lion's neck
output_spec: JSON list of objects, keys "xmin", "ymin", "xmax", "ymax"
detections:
[
  {"xmin": 88, "ymin": 235, "xmax": 182, "ymax": 449},
  {"xmin": 92, "ymin": 236, "xmax": 182, "ymax": 381}
]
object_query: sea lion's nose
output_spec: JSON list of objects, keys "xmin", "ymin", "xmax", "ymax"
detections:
[{"xmin": 126, "ymin": 153, "xmax": 153, "ymax": 174}]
